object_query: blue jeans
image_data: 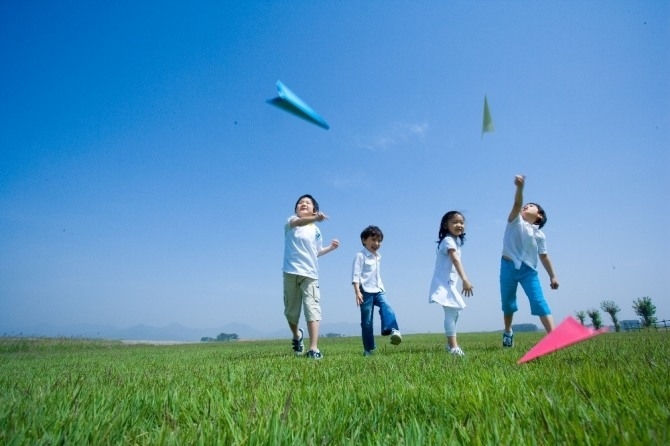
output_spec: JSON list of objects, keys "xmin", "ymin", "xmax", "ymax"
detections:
[
  {"xmin": 500, "ymin": 257, "xmax": 551, "ymax": 316},
  {"xmin": 359, "ymin": 288, "xmax": 399, "ymax": 352}
]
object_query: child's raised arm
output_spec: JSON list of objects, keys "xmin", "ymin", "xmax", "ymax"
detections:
[
  {"xmin": 508, "ymin": 175, "xmax": 525, "ymax": 223},
  {"xmin": 290, "ymin": 212, "xmax": 329, "ymax": 227}
]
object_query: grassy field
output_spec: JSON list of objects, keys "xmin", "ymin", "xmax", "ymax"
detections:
[{"xmin": 1, "ymin": 331, "xmax": 668, "ymax": 445}]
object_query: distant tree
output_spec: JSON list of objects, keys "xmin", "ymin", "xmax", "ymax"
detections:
[
  {"xmin": 324, "ymin": 333, "xmax": 344, "ymax": 338},
  {"xmin": 216, "ymin": 333, "xmax": 239, "ymax": 342},
  {"xmin": 511, "ymin": 323, "xmax": 538, "ymax": 332},
  {"xmin": 587, "ymin": 309, "xmax": 603, "ymax": 330},
  {"xmin": 575, "ymin": 311, "xmax": 587, "ymax": 325},
  {"xmin": 632, "ymin": 297, "xmax": 657, "ymax": 328},
  {"xmin": 600, "ymin": 300, "xmax": 621, "ymax": 332},
  {"xmin": 201, "ymin": 337, "xmax": 214, "ymax": 342}
]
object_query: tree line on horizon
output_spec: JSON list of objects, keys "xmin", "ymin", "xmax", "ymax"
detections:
[
  {"xmin": 575, "ymin": 296, "xmax": 658, "ymax": 331},
  {"xmin": 201, "ymin": 333, "xmax": 240, "ymax": 342},
  {"xmin": 200, "ymin": 297, "xmax": 659, "ymax": 341}
]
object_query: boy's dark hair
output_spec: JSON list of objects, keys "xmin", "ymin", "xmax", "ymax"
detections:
[
  {"xmin": 528, "ymin": 202, "xmax": 547, "ymax": 229},
  {"xmin": 437, "ymin": 211, "xmax": 466, "ymax": 245},
  {"xmin": 360, "ymin": 225, "xmax": 383, "ymax": 245},
  {"xmin": 294, "ymin": 194, "xmax": 319, "ymax": 213}
]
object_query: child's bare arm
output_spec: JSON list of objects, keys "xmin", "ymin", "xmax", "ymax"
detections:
[
  {"xmin": 508, "ymin": 175, "xmax": 525, "ymax": 223},
  {"xmin": 539, "ymin": 253, "xmax": 559, "ymax": 289},
  {"xmin": 448, "ymin": 249, "xmax": 474, "ymax": 297},
  {"xmin": 318, "ymin": 239, "xmax": 339, "ymax": 257}
]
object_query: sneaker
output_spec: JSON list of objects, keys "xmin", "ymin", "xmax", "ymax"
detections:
[
  {"xmin": 306, "ymin": 349, "xmax": 323, "ymax": 360},
  {"xmin": 447, "ymin": 346, "xmax": 465, "ymax": 356},
  {"xmin": 502, "ymin": 331, "xmax": 514, "ymax": 348},
  {"xmin": 292, "ymin": 328, "xmax": 304, "ymax": 356},
  {"xmin": 390, "ymin": 329, "xmax": 402, "ymax": 345}
]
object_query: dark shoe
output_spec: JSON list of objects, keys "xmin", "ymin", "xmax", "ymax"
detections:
[
  {"xmin": 502, "ymin": 331, "xmax": 514, "ymax": 348},
  {"xmin": 292, "ymin": 328, "xmax": 304, "ymax": 356},
  {"xmin": 306, "ymin": 349, "xmax": 323, "ymax": 360}
]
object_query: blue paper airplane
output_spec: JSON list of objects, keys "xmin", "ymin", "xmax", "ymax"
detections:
[{"xmin": 267, "ymin": 80, "xmax": 330, "ymax": 130}]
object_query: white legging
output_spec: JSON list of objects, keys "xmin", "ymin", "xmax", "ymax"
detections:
[{"xmin": 443, "ymin": 306, "xmax": 460, "ymax": 337}]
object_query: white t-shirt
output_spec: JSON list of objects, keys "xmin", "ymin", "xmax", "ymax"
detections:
[
  {"xmin": 502, "ymin": 214, "xmax": 547, "ymax": 270},
  {"xmin": 283, "ymin": 215, "xmax": 323, "ymax": 279},
  {"xmin": 428, "ymin": 235, "xmax": 466, "ymax": 309},
  {"xmin": 351, "ymin": 248, "xmax": 385, "ymax": 293}
]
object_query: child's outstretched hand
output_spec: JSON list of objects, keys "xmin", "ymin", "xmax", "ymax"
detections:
[
  {"xmin": 462, "ymin": 279, "xmax": 474, "ymax": 297},
  {"xmin": 514, "ymin": 175, "xmax": 526, "ymax": 187},
  {"xmin": 318, "ymin": 239, "xmax": 339, "ymax": 257},
  {"xmin": 550, "ymin": 277, "xmax": 559, "ymax": 289}
]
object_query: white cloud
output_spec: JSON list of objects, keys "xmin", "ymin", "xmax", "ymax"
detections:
[
  {"xmin": 325, "ymin": 172, "xmax": 369, "ymax": 189},
  {"xmin": 355, "ymin": 122, "xmax": 428, "ymax": 151}
]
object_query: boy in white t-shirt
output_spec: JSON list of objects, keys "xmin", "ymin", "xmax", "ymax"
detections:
[
  {"xmin": 283, "ymin": 194, "xmax": 339, "ymax": 359},
  {"xmin": 500, "ymin": 175, "xmax": 559, "ymax": 347}
]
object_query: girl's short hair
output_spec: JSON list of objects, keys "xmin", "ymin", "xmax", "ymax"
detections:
[
  {"xmin": 437, "ymin": 211, "xmax": 466, "ymax": 245},
  {"xmin": 360, "ymin": 225, "xmax": 383, "ymax": 244},
  {"xmin": 528, "ymin": 202, "xmax": 547, "ymax": 229},
  {"xmin": 294, "ymin": 194, "xmax": 319, "ymax": 213}
]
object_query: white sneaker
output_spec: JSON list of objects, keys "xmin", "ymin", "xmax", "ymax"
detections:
[
  {"xmin": 447, "ymin": 345, "xmax": 465, "ymax": 356},
  {"xmin": 390, "ymin": 329, "xmax": 402, "ymax": 345}
]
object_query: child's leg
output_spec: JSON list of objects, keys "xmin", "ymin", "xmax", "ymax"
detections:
[
  {"xmin": 500, "ymin": 258, "xmax": 519, "ymax": 332},
  {"xmin": 307, "ymin": 320, "xmax": 320, "ymax": 350},
  {"xmin": 539, "ymin": 315, "xmax": 555, "ymax": 333},
  {"xmin": 374, "ymin": 292, "xmax": 399, "ymax": 336},
  {"xmin": 503, "ymin": 313, "xmax": 514, "ymax": 333},
  {"xmin": 283, "ymin": 273, "xmax": 303, "ymax": 339},
  {"xmin": 359, "ymin": 289, "xmax": 376, "ymax": 352},
  {"xmin": 301, "ymin": 277, "xmax": 322, "ymax": 351},
  {"xmin": 443, "ymin": 306, "xmax": 460, "ymax": 348},
  {"xmin": 517, "ymin": 264, "xmax": 553, "ymax": 333}
]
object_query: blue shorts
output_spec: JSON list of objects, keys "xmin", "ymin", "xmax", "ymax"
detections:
[{"xmin": 499, "ymin": 257, "xmax": 551, "ymax": 317}]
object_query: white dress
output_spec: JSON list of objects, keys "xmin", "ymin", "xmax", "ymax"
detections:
[{"xmin": 428, "ymin": 235, "xmax": 466, "ymax": 309}]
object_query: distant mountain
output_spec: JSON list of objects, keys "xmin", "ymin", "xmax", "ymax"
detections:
[
  {"xmin": 1, "ymin": 320, "xmax": 422, "ymax": 342},
  {"xmin": 1, "ymin": 322, "xmax": 265, "ymax": 342}
]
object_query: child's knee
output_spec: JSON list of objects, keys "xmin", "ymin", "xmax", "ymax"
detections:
[
  {"xmin": 501, "ymin": 298, "xmax": 518, "ymax": 314},
  {"xmin": 530, "ymin": 300, "xmax": 551, "ymax": 316}
]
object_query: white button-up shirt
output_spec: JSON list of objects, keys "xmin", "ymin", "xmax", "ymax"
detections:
[{"xmin": 352, "ymin": 248, "xmax": 385, "ymax": 293}]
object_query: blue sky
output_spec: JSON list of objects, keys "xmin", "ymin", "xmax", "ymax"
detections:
[{"xmin": 1, "ymin": 1, "xmax": 668, "ymax": 337}]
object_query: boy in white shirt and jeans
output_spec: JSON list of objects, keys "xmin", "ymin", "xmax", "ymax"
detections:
[{"xmin": 352, "ymin": 225, "xmax": 402, "ymax": 356}]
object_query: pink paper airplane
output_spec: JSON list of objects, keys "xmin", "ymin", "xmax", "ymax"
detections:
[{"xmin": 518, "ymin": 316, "xmax": 608, "ymax": 364}]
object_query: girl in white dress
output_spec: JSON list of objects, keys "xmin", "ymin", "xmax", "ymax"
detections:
[{"xmin": 428, "ymin": 211, "xmax": 474, "ymax": 356}]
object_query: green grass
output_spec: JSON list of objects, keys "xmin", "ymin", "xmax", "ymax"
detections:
[{"xmin": 1, "ymin": 331, "xmax": 668, "ymax": 445}]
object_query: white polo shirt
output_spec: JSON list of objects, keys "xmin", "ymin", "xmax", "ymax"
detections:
[
  {"xmin": 502, "ymin": 214, "xmax": 547, "ymax": 270},
  {"xmin": 283, "ymin": 216, "xmax": 322, "ymax": 279},
  {"xmin": 351, "ymin": 248, "xmax": 385, "ymax": 293}
]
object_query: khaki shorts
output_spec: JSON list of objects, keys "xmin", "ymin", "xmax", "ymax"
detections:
[{"xmin": 283, "ymin": 272, "xmax": 321, "ymax": 324}]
